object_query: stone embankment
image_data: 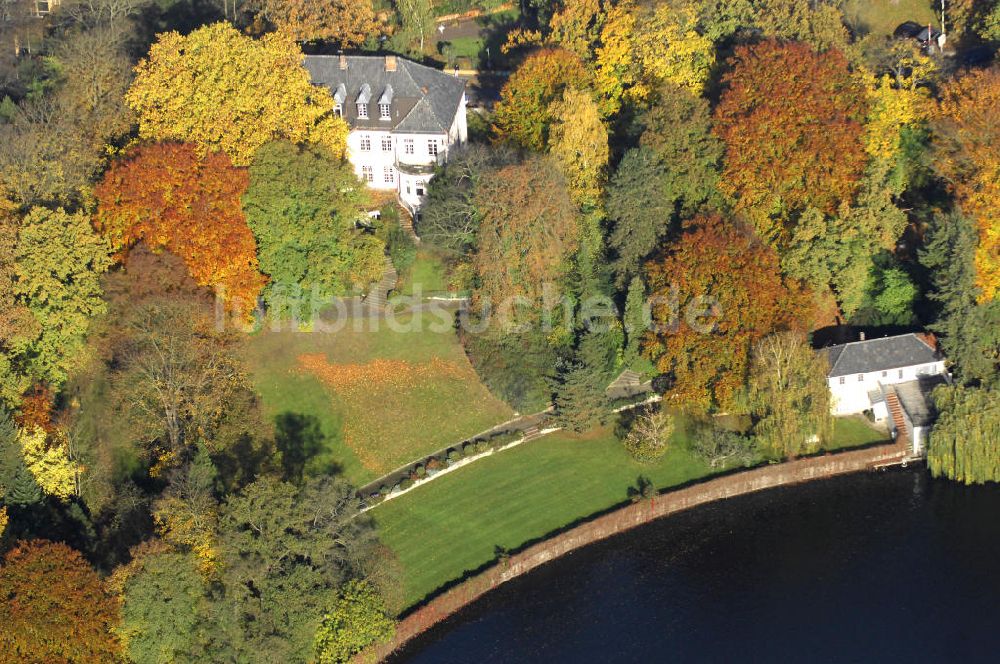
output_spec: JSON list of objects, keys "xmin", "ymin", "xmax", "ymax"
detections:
[{"xmin": 359, "ymin": 440, "xmax": 911, "ymax": 662}]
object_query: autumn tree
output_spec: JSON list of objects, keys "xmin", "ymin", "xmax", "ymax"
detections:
[
  {"xmin": 547, "ymin": 87, "xmax": 609, "ymax": 207},
  {"xmin": 714, "ymin": 41, "xmax": 868, "ymax": 246},
  {"xmin": 643, "ymin": 214, "xmax": 810, "ymax": 410},
  {"xmin": 14, "ymin": 207, "xmax": 111, "ymax": 387},
  {"xmin": 256, "ymin": 0, "xmax": 376, "ymax": 46},
  {"xmin": 747, "ymin": 332, "xmax": 832, "ymax": 458},
  {"xmin": 17, "ymin": 425, "xmax": 81, "ymax": 501},
  {"xmin": 126, "ymin": 22, "xmax": 348, "ymax": 166},
  {"xmin": 933, "ymin": 66, "xmax": 1000, "ymax": 302},
  {"xmin": 472, "ymin": 156, "xmax": 580, "ymax": 328},
  {"xmin": 0, "ymin": 540, "xmax": 121, "ymax": 662},
  {"xmin": 419, "ymin": 144, "xmax": 519, "ymax": 256},
  {"xmin": 492, "ymin": 47, "xmax": 591, "ymax": 150},
  {"xmin": 548, "ymin": 0, "xmax": 605, "ymax": 59},
  {"xmin": 633, "ymin": 2, "xmax": 715, "ymax": 94},
  {"xmin": 0, "ymin": 192, "xmax": 37, "ymax": 407},
  {"xmin": 928, "ymin": 385, "xmax": 1000, "ymax": 484},
  {"xmin": 621, "ymin": 405, "xmax": 674, "ymax": 462},
  {"xmin": 243, "ymin": 141, "xmax": 384, "ymax": 320},
  {"xmin": 313, "ymin": 579, "xmax": 395, "ymax": 664},
  {"xmin": 0, "ymin": 29, "xmax": 133, "ymax": 206},
  {"xmin": 750, "ymin": 0, "xmax": 849, "ymax": 51},
  {"xmin": 95, "ymin": 142, "xmax": 266, "ymax": 314}
]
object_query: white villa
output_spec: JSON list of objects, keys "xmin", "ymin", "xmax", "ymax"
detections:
[
  {"xmin": 303, "ymin": 54, "xmax": 468, "ymax": 218},
  {"xmin": 822, "ymin": 332, "xmax": 949, "ymax": 455}
]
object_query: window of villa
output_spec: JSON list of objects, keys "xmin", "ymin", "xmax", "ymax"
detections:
[
  {"xmin": 882, "ymin": 370, "xmax": 888, "ymax": 377},
  {"xmin": 357, "ymin": 102, "xmax": 368, "ymax": 119},
  {"xmin": 380, "ymin": 103, "xmax": 391, "ymax": 120},
  {"xmin": 427, "ymin": 140, "xmax": 438, "ymax": 157},
  {"xmin": 839, "ymin": 377, "xmax": 845, "ymax": 385},
  {"xmin": 361, "ymin": 165, "xmax": 373, "ymax": 183},
  {"xmin": 858, "ymin": 374, "xmax": 864, "ymax": 382},
  {"xmin": 381, "ymin": 136, "xmax": 392, "ymax": 152},
  {"xmin": 404, "ymin": 139, "xmax": 414, "ymax": 155},
  {"xmin": 416, "ymin": 181, "xmax": 425, "ymax": 196},
  {"xmin": 360, "ymin": 136, "xmax": 371, "ymax": 151},
  {"xmin": 898, "ymin": 369, "xmax": 904, "ymax": 379},
  {"xmin": 333, "ymin": 103, "xmax": 342, "ymax": 118},
  {"xmin": 384, "ymin": 166, "xmax": 395, "ymax": 183}
]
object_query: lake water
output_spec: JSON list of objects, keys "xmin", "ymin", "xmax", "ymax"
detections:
[{"xmin": 394, "ymin": 468, "xmax": 1000, "ymax": 663}]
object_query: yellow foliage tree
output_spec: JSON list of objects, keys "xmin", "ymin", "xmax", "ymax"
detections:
[
  {"xmin": 259, "ymin": 0, "xmax": 377, "ymax": 46},
  {"xmin": 593, "ymin": 0, "xmax": 646, "ymax": 113},
  {"xmin": 548, "ymin": 88, "xmax": 609, "ymax": 207},
  {"xmin": 858, "ymin": 48, "xmax": 935, "ymax": 166},
  {"xmin": 635, "ymin": 3, "xmax": 715, "ymax": 94},
  {"xmin": 126, "ymin": 22, "xmax": 348, "ymax": 166},
  {"xmin": 549, "ymin": 0, "xmax": 605, "ymax": 60},
  {"xmin": 18, "ymin": 426, "xmax": 79, "ymax": 501},
  {"xmin": 935, "ymin": 67, "xmax": 1000, "ymax": 302}
]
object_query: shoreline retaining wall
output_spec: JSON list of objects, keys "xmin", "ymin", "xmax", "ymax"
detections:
[{"xmin": 361, "ymin": 441, "xmax": 911, "ymax": 662}]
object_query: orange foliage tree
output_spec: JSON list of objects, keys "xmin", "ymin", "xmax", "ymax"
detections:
[
  {"xmin": 934, "ymin": 67, "xmax": 1000, "ymax": 302},
  {"xmin": 713, "ymin": 41, "xmax": 868, "ymax": 245},
  {"xmin": 0, "ymin": 540, "xmax": 121, "ymax": 662},
  {"xmin": 491, "ymin": 47, "xmax": 592, "ymax": 151},
  {"xmin": 643, "ymin": 214, "xmax": 811, "ymax": 410},
  {"xmin": 94, "ymin": 143, "xmax": 266, "ymax": 315}
]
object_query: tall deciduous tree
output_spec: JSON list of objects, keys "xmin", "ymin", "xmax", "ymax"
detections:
[
  {"xmin": 643, "ymin": 214, "xmax": 810, "ymax": 410},
  {"xmin": 219, "ymin": 476, "xmax": 376, "ymax": 662},
  {"xmin": 472, "ymin": 157, "xmax": 580, "ymax": 327},
  {"xmin": 14, "ymin": 207, "xmax": 111, "ymax": 387},
  {"xmin": 257, "ymin": 0, "xmax": 376, "ymax": 46},
  {"xmin": 934, "ymin": 66, "xmax": 1000, "ymax": 302},
  {"xmin": 548, "ymin": 87, "xmax": 609, "ymax": 207},
  {"xmin": 0, "ymin": 540, "xmax": 121, "ymax": 662},
  {"xmin": 126, "ymin": 22, "xmax": 348, "ymax": 166},
  {"xmin": 95, "ymin": 142, "xmax": 266, "ymax": 315},
  {"xmin": 714, "ymin": 41, "xmax": 867, "ymax": 245},
  {"xmin": 243, "ymin": 141, "xmax": 384, "ymax": 320},
  {"xmin": 747, "ymin": 332, "xmax": 832, "ymax": 458},
  {"xmin": 492, "ymin": 47, "xmax": 591, "ymax": 150}
]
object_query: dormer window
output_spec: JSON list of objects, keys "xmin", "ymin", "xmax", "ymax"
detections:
[
  {"xmin": 356, "ymin": 83, "xmax": 372, "ymax": 120},
  {"xmin": 334, "ymin": 103, "xmax": 342, "ymax": 118},
  {"xmin": 333, "ymin": 83, "xmax": 346, "ymax": 119},
  {"xmin": 377, "ymin": 85, "xmax": 394, "ymax": 122}
]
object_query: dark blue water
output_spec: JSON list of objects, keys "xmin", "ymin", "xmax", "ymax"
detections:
[{"xmin": 395, "ymin": 468, "xmax": 1000, "ymax": 663}]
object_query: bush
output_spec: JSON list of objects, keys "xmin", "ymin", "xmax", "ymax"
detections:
[
  {"xmin": 426, "ymin": 457, "xmax": 443, "ymax": 471},
  {"xmin": 399, "ymin": 478, "xmax": 414, "ymax": 490},
  {"xmin": 378, "ymin": 206, "xmax": 417, "ymax": 274},
  {"xmin": 414, "ymin": 464, "xmax": 426, "ymax": 477},
  {"xmin": 447, "ymin": 449, "xmax": 461, "ymax": 464},
  {"xmin": 462, "ymin": 442, "xmax": 476, "ymax": 457},
  {"xmin": 691, "ymin": 419, "xmax": 759, "ymax": 468},
  {"xmin": 475, "ymin": 440, "xmax": 489, "ymax": 454},
  {"xmin": 378, "ymin": 485, "xmax": 390, "ymax": 496}
]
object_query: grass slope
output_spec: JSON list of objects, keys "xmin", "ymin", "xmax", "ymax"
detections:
[
  {"xmin": 373, "ymin": 425, "xmax": 715, "ymax": 609},
  {"xmin": 241, "ymin": 314, "xmax": 513, "ymax": 485},
  {"xmin": 374, "ymin": 413, "xmax": 890, "ymax": 609},
  {"xmin": 843, "ymin": 0, "xmax": 938, "ymax": 37}
]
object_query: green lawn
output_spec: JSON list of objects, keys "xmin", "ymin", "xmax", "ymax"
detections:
[
  {"xmin": 397, "ymin": 249, "xmax": 450, "ymax": 296},
  {"xmin": 842, "ymin": 0, "xmax": 938, "ymax": 37},
  {"xmin": 241, "ymin": 314, "xmax": 513, "ymax": 485},
  {"xmin": 825, "ymin": 414, "xmax": 891, "ymax": 451},
  {"xmin": 372, "ymin": 424, "xmax": 717, "ymax": 609}
]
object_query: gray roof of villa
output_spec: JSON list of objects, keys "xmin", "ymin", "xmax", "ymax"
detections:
[
  {"xmin": 823, "ymin": 333, "xmax": 942, "ymax": 378},
  {"xmin": 303, "ymin": 55, "xmax": 466, "ymax": 134}
]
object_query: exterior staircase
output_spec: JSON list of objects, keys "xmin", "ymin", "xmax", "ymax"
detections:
[
  {"xmin": 365, "ymin": 256, "xmax": 398, "ymax": 311},
  {"xmin": 605, "ymin": 369, "xmax": 652, "ymax": 400},
  {"xmin": 520, "ymin": 425, "xmax": 543, "ymax": 443},
  {"xmin": 885, "ymin": 388, "xmax": 910, "ymax": 450}
]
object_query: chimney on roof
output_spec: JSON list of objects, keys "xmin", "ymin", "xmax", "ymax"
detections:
[
  {"xmin": 339, "ymin": 54, "xmax": 348, "ymax": 70},
  {"xmin": 859, "ymin": 331, "xmax": 866, "ymax": 341},
  {"xmin": 385, "ymin": 55, "xmax": 397, "ymax": 72}
]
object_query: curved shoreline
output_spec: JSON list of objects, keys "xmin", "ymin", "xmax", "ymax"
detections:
[{"xmin": 361, "ymin": 441, "xmax": 912, "ymax": 662}]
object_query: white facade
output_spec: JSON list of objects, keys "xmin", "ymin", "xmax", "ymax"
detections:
[
  {"xmin": 828, "ymin": 360, "xmax": 946, "ymax": 416},
  {"xmin": 345, "ymin": 99, "xmax": 467, "ymax": 215}
]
